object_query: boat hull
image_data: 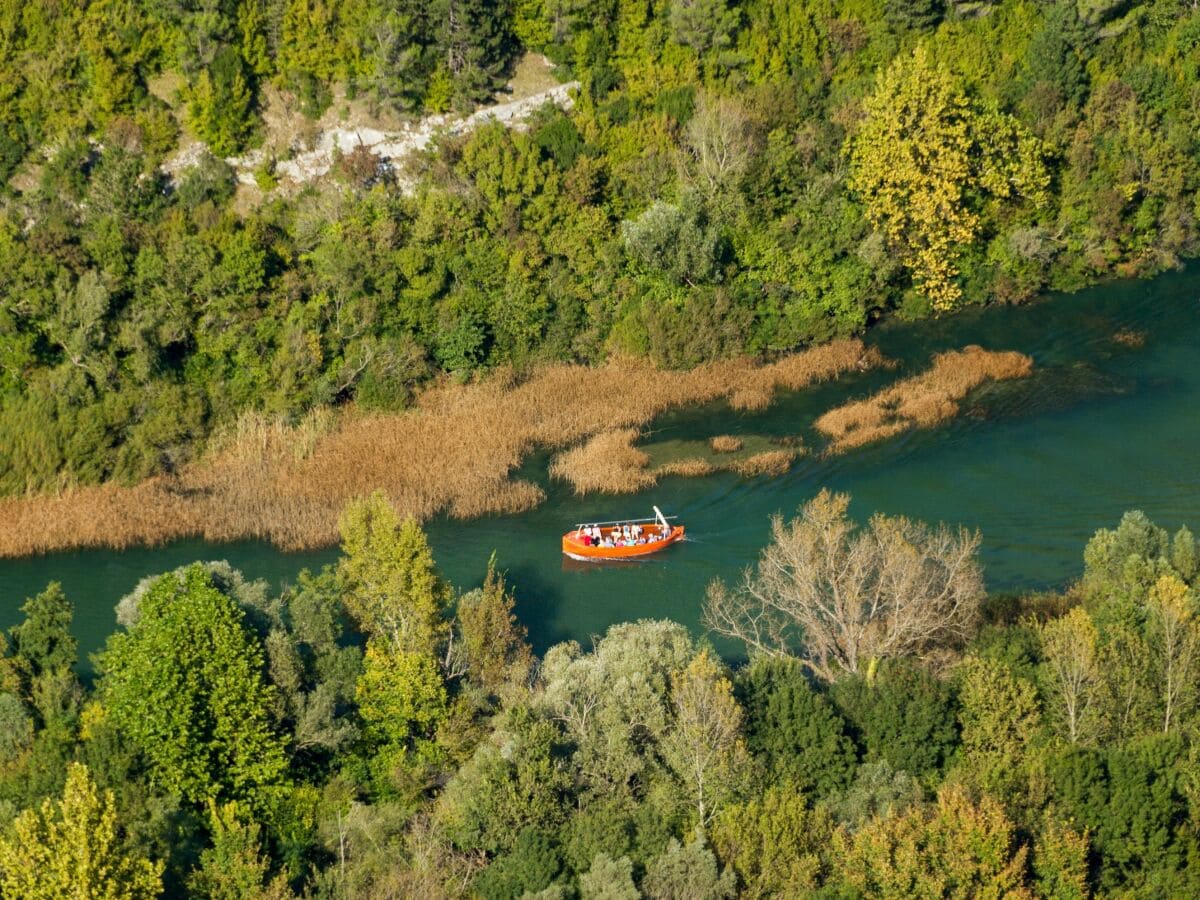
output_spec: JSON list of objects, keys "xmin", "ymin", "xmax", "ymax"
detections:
[{"xmin": 562, "ymin": 525, "xmax": 685, "ymax": 560}]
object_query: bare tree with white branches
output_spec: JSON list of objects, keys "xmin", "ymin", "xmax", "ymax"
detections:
[{"xmin": 703, "ymin": 489, "xmax": 984, "ymax": 681}]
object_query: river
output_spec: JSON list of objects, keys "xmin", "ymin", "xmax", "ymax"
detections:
[{"xmin": 3, "ymin": 265, "xmax": 1198, "ymax": 665}]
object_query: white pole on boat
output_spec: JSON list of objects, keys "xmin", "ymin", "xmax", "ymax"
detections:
[{"xmin": 653, "ymin": 505, "xmax": 669, "ymax": 531}]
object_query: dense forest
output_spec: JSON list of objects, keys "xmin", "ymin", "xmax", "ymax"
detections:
[
  {"xmin": 3, "ymin": 496, "xmax": 1200, "ymax": 897},
  {"xmin": 2, "ymin": 0, "xmax": 1200, "ymax": 495}
]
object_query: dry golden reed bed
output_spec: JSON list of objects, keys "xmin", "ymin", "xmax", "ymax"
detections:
[
  {"xmin": 709, "ymin": 435, "xmax": 744, "ymax": 453},
  {"xmin": 814, "ymin": 346, "xmax": 1033, "ymax": 454},
  {"xmin": 0, "ymin": 340, "xmax": 877, "ymax": 556},
  {"xmin": 550, "ymin": 430, "xmax": 801, "ymax": 494}
]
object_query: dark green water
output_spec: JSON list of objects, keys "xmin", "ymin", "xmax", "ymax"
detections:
[{"xmin": 3, "ymin": 266, "xmax": 1199, "ymax": 664}]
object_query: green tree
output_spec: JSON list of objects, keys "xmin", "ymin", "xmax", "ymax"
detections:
[
  {"xmin": 662, "ymin": 650, "xmax": 752, "ymax": 827},
  {"xmin": 8, "ymin": 581, "xmax": 78, "ymax": 695},
  {"xmin": 580, "ymin": 852, "xmax": 639, "ymax": 900},
  {"xmin": 669, "ymin": 0, "xmax": 739, "ymax": 54},
  {"xmin": 642, "ymin": 832, "xmax": 736, "ymax": 900},
  {"xmin": 540, "ymin": 620, "xmax": 698, "ymax": 792},
  {"xmin": 188, "ymin": 800, "xmax": 290, "ymax": 899},
  {"xmin": 1031, "ymin": 813, "xmax": 1090, "ymax": 900},
  {"xmin": 831, "ymin": 660, "xmax": 960, "ymax": 780},
  {"xmin": 736, "ymin": 656, "xmax": 856, "ymax": 798},
  {"xmin": 710, "ymin": 786, "xmax": 832, "ymax": 897},
  {"xmin": 436, "ymin": 706, "xmax": 571, "ymax": 854},
  {"xmin": 848, "ymin": 45, "xmax": 1048, "ymax": 309},
  {"xmin": 0, "ymin": 762, "xmax": 163, "ymax": 899},
  {"xmin": 356, "ymin": 637, "xmax": 448, "ymax": 756},
  {"xmin": 338, "ymin": 492, "xmax": 450, "ymax": 655},
  {"xmin": 453, "ymin": 557, "xmax": 533, "ymax": 697},
  {"xmin": 1082, "ymin": 510, "xmax": 1176, "ymax": 605},
  {"xmin": 98, "ymin": 565, "xmax": 288, "ymax": 806},
  {"xmin": 474, "ymin": 827, "xmax": 564, "ymax": 899},
  {"xmin": 1039, "ymin": 606, "xmax": 1102, "ymax": 745},
  {"xmin": 186, "ymin": 49, "xmax": 255, "ymax": 156},
  {"xmin": 832, "ymin": 785, "xmax": 1032, "ymax": 897},
  {"xmin": 957, "ymin": 656, "xmax": 1041, "ymax": 805},
  {"xmin": 830, "ymin": 760, "xmax": 924, "ymax": 829},
  {"xmin": 1145, "ymin": 574, "xmax": 1199, "ymax": 733}
]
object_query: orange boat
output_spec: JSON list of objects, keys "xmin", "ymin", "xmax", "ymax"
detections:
[{"xmin": 562, "ymin": 506, "xmax": 685, "ymax": 561}]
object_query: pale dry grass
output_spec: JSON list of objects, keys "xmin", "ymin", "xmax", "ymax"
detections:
[
  {"xmin": 0, "ymin": 339, "xmax": 878, "ymax": 556},
  {"xmin": 551, "ymin": 433, "xmax": 799, "ymax": 494},
  {"xmin": 656, "ymin": 458, "xmax": 717, "ymax": 478},
  {"xmin": 731, "ymin": 450, "xmax": 797, "ymax": 477},
  {"xmin": 727, "ymin": 343, "xmax": 888, "ymax": 410},
  {"xmin": 1112, "ymin": 329, "xmax": 1146, "ymax": 348},
  {"xmin": 548, "ymin": 428, "xmax": 656, "ymax": 494},
  {"xmin": 815, "ymin": 346, "xmax": 1033, "ymax": 454},
  {"xmin": 709, "ymin": 435, "xmax": 743, "ymax": 453}
]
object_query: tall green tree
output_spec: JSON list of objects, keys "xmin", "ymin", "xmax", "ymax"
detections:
[
  {"xmin": 338, "ymin": 491, "xmax": 450, "ymax": 655},
  {"xmin": 736, "ymin": 656, "xmax": 856, "ymax": 798},
  {"xmin": 99, "ymin": 564, "xmax": 288, "ymax": 806},
  {"xmin": 0, "ymin": 762, "xmax": 163, "ymax": 899},
  {"xmin": 832, "ymin": 785, "xmax": 1031, "ymax": 897},
  {"xmin": 848, "ymin": 45, "xmax": 1048, "ymax": 309}
]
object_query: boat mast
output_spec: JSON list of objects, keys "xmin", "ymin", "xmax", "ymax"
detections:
[{"xmin": 653, "ymin": 505, "xmax": 669, "ymax": 531}]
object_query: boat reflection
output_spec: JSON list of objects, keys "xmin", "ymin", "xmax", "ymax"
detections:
[{"xmin": 561, "ymin": 555, "xmax": 648, "ymax": 574}]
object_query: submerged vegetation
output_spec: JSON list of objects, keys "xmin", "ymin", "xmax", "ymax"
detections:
[
  {"xmin": 3, "ymin": 495, "xmax": 1200, "ymax": 897},
  {"xmin": 3, "ymin": 0, "xmax": 1200, "ymax": 512},
  {"xmin": 815, "ymin": 345, "xmax": 1034, "ymax": 453}
]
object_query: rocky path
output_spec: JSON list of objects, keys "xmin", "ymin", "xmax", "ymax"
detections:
[{"xmin": 222, "ymin": 81, "xmax": 577, "ymax": 189}]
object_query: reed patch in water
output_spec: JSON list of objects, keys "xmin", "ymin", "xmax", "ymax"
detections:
[
  {"xmin": 548, "ymin": 428, "xmax": 657, "ymax": 495},
  {"xmin": 551, "ymin": 431, "xmax": 800, "ymax": 494},
  {"xmin": 815, "ymin": 346, "xmax": 1033, "ymax": 454},
  {"xmin": 0, "ymin": 339, "xmax": 878, "ymax": 556},
  {"xmin": 709, "ymin": 435, "xmax": 743, "ymax": 453},
  {"xmin": 731, "ymin": 450, "xmax": 797, "ymax": 477},
  {"xmin": 1112, "ymin": 329, "xmax": 1146, "ymax": 348}
]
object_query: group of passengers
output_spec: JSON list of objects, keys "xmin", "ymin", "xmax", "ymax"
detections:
[{"xmin": 577, "ymin": 522, "xmax": 668, "ymax": 548}]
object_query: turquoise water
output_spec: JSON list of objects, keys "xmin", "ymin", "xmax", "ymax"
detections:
[{"xmin": 2, "ymin": 266, "xmax": 1198, "ymax": 664}]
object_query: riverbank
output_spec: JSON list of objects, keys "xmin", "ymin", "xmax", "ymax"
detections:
[{"xmin": 0, "ymin": 341, "xmax": 893, "ymax": 557}]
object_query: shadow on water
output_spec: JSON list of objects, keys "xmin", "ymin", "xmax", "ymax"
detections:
[{"xmin": 4, "ymin": 263, "xmax": 1200, "ymax": 665}]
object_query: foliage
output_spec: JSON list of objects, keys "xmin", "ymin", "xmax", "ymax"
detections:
[
  {"xmin": 848, "ymin": 45, "xmax": 1048, "ymax": 309},
  {"xmin": 661, "ymin": 649, "xmax": 752, "ymax": 826},
  {"xmin": 710, "ymin": 786, "xmax": 832, "ymax": 896},
  {"xmin": 641, "ymin": 832, "xmax": 737, "ymax": 900},
  {"xmin": 0, "ymin": 762, "xmax": 163, "ymax": 899},
  {"xmin": 832, "ymin": 785, "xmax": 1032, "ymax": 897},
  {"xmin": 453, "ymin": 556, "xmax": 533, "ymax": 698},
  {"xmin": 831, "ymin": 660, "xmax": 960, "ymax": 780},
  {"xmin": 735, "ymin": 656, "xmax": 856, "ymax": 797},
  {"xmin": 98, "ymin": 564, "xmax": 288, "ymax": 806},
  {"xmin": 2, "ymin": 507, "xmax": 1200, "ymax": 893},
  {"xmin": 338, "ymin": 491, "xmax": 451, "ymax": 654}
]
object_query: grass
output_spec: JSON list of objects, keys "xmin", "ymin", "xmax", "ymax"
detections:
[
  {"xmin": 814, "ymin": 346, "xmax": 1034, "ymax": 454},
  {"xmin": 1112, "ymin": 329, "xmax": 1146, "ymax": 347},
  {"xmin": 551, "ymin": 431, "xmax": 800, "ymax": 494},
  {"xmin": 548, "ymin": 428, "xmax": 657, "ymax": 495},
  {"xmin": 0, "ymin": 339, "xmax": 877, "ymax": 556},
  {"xmin": 731, "ymin": 450, "xmax": 797, "ymax": 477},
  {"xmin": 709, "ymin": 435, "xmax": 743, "ymax": 453}
]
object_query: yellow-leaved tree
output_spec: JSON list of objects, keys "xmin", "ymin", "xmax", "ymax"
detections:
[
  {"xmin": 848, "ymin": 45, "xmax": 1049, "ymax": 311},
  {"xmin": 0, "ymin": 762, "xmax": 163, "ymax": 899}
]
